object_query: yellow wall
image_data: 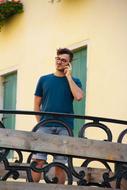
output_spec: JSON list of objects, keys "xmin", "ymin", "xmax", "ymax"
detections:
[{"xmin": 0, "ymin": 0, "xmax": 127, "ymax": 142}]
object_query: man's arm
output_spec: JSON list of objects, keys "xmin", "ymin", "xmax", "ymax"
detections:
[
  {"xmin": 67, "ymin": 75, "xmax": 83, "ymax": 101},
  {"xmin": 64, "ymin": 66, "xmax": 84, "ymax": 101},
  {"xmin": 34, "ymin": 96, "xmax": 42, "ymax": 123}
]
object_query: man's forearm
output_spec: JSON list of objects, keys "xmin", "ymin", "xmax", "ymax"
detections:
[
  {"xmin": 34, "ymin": 96, "xmax": 42, "ymax": 123},
  {"xmin": 34, "ymin": 105, "xmax": 41, "ymax": 123},
  {"xmin": 66, "ymin": 75, "xmax": 83, "ymax": 101}
]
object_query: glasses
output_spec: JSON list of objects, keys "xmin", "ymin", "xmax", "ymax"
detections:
[{"xmin": 55, "ymin": 57, "xmax": 69, "ymax": 64}]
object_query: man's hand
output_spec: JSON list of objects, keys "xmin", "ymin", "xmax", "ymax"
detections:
[{"xmin": 64, "ymin": 63, "xmax": 72, "ymax": 77}]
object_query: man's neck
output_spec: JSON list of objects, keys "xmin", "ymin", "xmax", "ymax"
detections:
[{"xmin": 54, "ymin": 70, "xmax": 65, "ymax": 77}]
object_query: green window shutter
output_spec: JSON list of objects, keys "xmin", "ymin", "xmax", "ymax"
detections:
[
  {"xmin": 2, "ymin": 72, "xmax": 17, "ymax": 159},
  {"xmin": 3, "ymin": 72, "xmax": 17, "ymax": 130},
  {"xmin": 72, "ymin": 47, "xmax": 87, "ymax": 136}
]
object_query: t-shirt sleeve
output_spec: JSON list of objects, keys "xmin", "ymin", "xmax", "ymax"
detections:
[
  {"xmin": 34, "ymin": 77, "xmax": 43, "ymax": 97},
  {"xmin": 74, "ymin": 78, "xmax": 82, "ymax": 89}
]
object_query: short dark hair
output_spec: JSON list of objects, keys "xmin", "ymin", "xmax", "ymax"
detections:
[{"xmin": 57, "ymin": 48, "xmax": 73, "ymax": 62}]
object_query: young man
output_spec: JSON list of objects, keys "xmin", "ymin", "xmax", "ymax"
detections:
[{"xmin": 32, "ymin": 48, "xmax": 83, "ymax": 184}]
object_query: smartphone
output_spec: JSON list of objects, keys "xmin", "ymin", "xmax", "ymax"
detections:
[
  {"xmin": 68, "ymin": 63, "xmax": 72, "ymax": 70},
  {"xmin": 63, "ymin": 63, "xmax": 72, "ymax": 73}
]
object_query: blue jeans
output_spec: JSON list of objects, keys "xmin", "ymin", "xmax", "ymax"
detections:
[{"xmin": 32, "ymin": 127, "xmax": 69, "ymax": 164}]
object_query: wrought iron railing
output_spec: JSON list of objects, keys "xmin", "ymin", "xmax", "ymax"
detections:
[{"xmin": 0, "ymin": 109, "xmax": 127, "ymax": 188}]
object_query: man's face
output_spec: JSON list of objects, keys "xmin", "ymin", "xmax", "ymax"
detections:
[{"xmin": 55, "ymin": 54, "xmax": 70, "ymax": 72}]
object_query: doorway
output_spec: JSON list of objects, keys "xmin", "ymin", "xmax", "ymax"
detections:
[
  {"xmin": 2, "ymin": 72, "xmax": 17, "ymax": 158},
  {"xmin": 72, "ymin": 47, "xmax": 87, "ymax": 136}
]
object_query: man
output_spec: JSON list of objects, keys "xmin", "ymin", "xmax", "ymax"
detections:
[{"xmin": 32, "ymin": 48, "xmax": 83, "ymax": 184}]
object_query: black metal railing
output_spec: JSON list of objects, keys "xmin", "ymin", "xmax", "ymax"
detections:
[{"xmin": 0, "ymin": 109, "xmax": 127, "ymax": 188}]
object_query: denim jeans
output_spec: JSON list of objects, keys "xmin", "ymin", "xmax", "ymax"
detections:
[{"xmin": 32, "ymin": 126, "xmax": 69, "ymax": 164}]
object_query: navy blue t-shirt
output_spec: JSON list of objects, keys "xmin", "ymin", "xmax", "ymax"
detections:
[{"xmin": 35, "ymin": 73, "xmax": 82, "ymax": 129}]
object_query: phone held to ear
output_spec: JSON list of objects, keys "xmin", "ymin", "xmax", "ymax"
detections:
[
  {"xmin": 68, "ymin": 63, "xmax": 72, "ymax": 71},
  {"xmin": 63, "ymin": 63, "xmax": 72, "ymax": 74}
]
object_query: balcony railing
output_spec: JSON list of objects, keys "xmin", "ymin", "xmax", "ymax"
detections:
[{"xmin": 0, "ymin": 109, "xmax": 127, "ymax": 189}]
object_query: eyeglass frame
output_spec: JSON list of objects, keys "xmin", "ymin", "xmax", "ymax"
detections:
[{"xmin": 55, "ymin": 56, "xmax": 69, "ymax": 64}]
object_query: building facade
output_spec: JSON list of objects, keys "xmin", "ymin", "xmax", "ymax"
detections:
[{"xmin": 0, "ymin": 0, "xmax": 127, "ymax": 145}]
